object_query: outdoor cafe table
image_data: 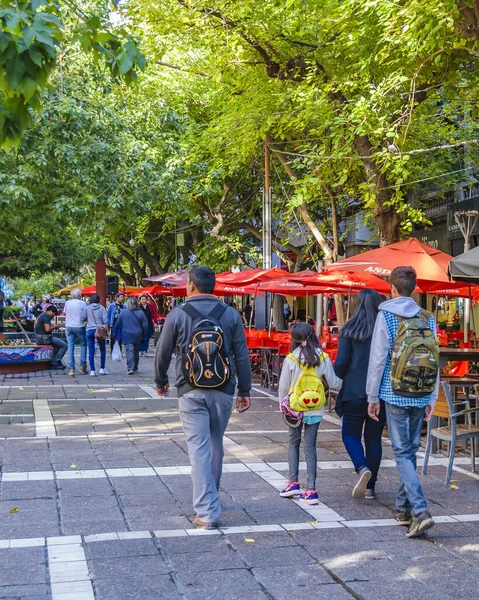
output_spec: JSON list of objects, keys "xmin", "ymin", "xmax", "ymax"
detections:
[{"xmin": 439, "ymin": 347, "xmax": 479, "ymax": 370}]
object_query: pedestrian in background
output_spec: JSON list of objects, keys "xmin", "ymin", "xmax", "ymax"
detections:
[
  {"xmin": 86, "ymin": 294, "xmax": 110, "ymax": 376},
  {"xmin": 113, "ymin": 296, "xmax": 148, "ymax": 375},
  {"xmin": 138, "ymin": 294, "xmax": 157, "ymax": 356},
  {"xmin": 65, "ymin": 288, "xmax": 87, "ymax": 377},
  {"xmin": 107, "ymin": 292, "xmax": 125, "ymax": 355},
  {"xmin": 34, "ymin": 304, "xmax": 67, "ymax": 370},
  {"xmin": 334, "ymin": 289, "xmax": 385, "ymax": 500}
]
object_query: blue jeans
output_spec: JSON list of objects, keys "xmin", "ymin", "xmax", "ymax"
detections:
[
  {"xmin": 288, "ymin": 420, "xmax": 320, "ymax": 491},
  {"xmin": 342, "ymin": 398, "xmax": 386, "ymax": 487},
  {"xmin": 51, "ymin": 337, "xmax": 68, "ymax": 366},
  {"xmin": 86, "ymin": 329, "xmax": 106, "ymax": 372},
  {"xmin": 125, "ymin": 343, "xmax": 140, "ymax": 372},
  {"xmin": 385, "ymin": 403, "xmax": 428, "ymax": 515},
  {"xmin": 139, "ymin": 325, "xmax": 153, "ymax": 353},
  {"xmin": 179, "ymin": 390, "xmax": 234, "ymax": 522},
  {"xmin": 66, "ymin": 327, "xmax": 87, "ymax": 369}
]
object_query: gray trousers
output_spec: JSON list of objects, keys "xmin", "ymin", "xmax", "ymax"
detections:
[
  {"xmin": 288, "ymin": 420, "xmax": 320, "ymax": 491},
  {"xmin": 179, "ymin": 390, "xmax": 234, "ymax": 523}
]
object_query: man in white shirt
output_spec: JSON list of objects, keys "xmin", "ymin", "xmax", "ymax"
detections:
[{"xmin": 65, "ymin": 288, "xmax": 88, "ymax": 376}]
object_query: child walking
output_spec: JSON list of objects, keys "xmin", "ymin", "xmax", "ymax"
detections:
[{"xmin": 278, "ymin": 323, "xmax": 342, "ymax": 505}]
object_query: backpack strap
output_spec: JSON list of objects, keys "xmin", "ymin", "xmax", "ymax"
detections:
[
  {"xmin": 181, "ymin": 303, "xmax": 202, "ymax": 321},
  {"xmin": 287, "ymin": 351, "xmax": 327, "ymax": 369},
  {"xmin": 208, "ymin": 303, "xmax": 228, "ymax": 322},
  {"xmin": 181, "ymin": 302, "xmax": 228, "ymax": 323}
]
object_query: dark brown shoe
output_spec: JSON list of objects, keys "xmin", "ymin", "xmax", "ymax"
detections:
[
  {"xmin": 79, "ymin": 364, "xmax": 88, "ymax": 375},
  {"xmin": 192, "ymin": 516, "xmax": 217, "ymax": 530}
]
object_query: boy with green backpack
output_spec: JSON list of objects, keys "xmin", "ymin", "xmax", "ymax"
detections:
[
  {"xmin": 278, "ymin": 322, "xmax": 342, "ymax": 504},
  {"xmin": 367, "ymin": 266, "xmax": 439, "ymax": 538}
]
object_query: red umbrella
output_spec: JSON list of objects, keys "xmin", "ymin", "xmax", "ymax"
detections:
[
  {"xmin": 322, "ymin": 238, "xmax": 451, "ymax": 289},
  {"xmin": 420, "ymin": 281, "xmax": 479, "ymax": 298},
  {"xmin": 291, "ymin": 270, "xmax": 391, "ymax": 294},
  {"xmin": 129, "ymin": 285, "xmax": 174, "ymax": 296},
  {"xmin": 258, "ymin": 280, "xmax": 339, "ymax": 297},
  {"xmin": 216, "ymin": 267, "xmax": 289, "ymax": 285},
  {"xmin": 171, "ymin": 282, "xmax": 263, "ymax": 297},
  {"xmin": 143, "ymin": 270, "xmax": 189, "ymax": 285}
]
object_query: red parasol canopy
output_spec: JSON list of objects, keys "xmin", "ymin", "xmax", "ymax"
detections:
[
  {"xmin": 216, "ymin": 267, "xmax": 289, "ymax": 285},
  {"xmin": 257, "ymin": 280, "xmax": 338, "ymax": 297},
  {"xmin": 322, "ymin": 238, "xmax": 452, "ymax": 290},
  {"xmin": 81, "ymin": 285, "xmax": 143, "ymax": 296},
  {"xmin": 129, "ymin": 285, "xmax": 174, "ymax": 296},
  {"xmin": 143, "ymin": 270, "xmax": 189, "ymax": 285},
  {"xmin": 291, "ymin": 270, "xmax": 391, "ymax": 294},
  {"xmin": 171, "ymin": 282, "xmax": 263, "ymax": 297}
]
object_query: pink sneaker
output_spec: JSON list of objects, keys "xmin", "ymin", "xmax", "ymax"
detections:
[
  {"xmin": 300, "ymin": 490, "xmax": 319, "ymax": 505},
  {"xmin": 280, "ymin": 481, "xmax": 301, "ymax": 497}
]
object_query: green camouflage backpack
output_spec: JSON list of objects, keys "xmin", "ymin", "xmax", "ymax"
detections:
[{"xmin": 390, "ymin": 309, "xmax": 439, "ymax": 398}]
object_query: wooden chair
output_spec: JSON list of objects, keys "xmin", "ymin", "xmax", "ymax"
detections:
[{"xmin": 422, "ymin": 381, "xmax": 479, "ymax": 484}]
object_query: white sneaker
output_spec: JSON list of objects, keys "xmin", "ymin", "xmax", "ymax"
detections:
[
  {"xmin": 90, "ymin": 371, "xmax": 97, "ymax": 377},
  {"xmin": 99, "ymin": 368, "xmax": 107, "ymax": 375}
]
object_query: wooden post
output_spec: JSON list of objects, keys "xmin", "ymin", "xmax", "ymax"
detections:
[{"xmin": 95, "ymin": 258, "xmax": 107, "ymax": 307}]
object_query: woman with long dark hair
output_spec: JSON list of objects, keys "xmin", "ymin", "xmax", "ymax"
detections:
[
  {"xmin": 334, "ymin": 289, "xmax": 385, "ymax": 499},
  {"xmin": 278, "ymin": 322, "xmax": 342, "ymax": 505}
]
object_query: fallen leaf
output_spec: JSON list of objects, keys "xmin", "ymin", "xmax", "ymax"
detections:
[
  {"xmin": 232, "ymin": 409, "xmax": 237, "ymax": 413},
  {"xmin": 449, "ymin": 485, "xmax": 459, "ymax": 490},
  {"xmin": 269, "ymin": 405, "xmax": 272, "ymax": 408},
  {"xmin": 329, "ymin": 451, "xmax": 334, "ymax": 454},
  {"xmin": 10, "ymin": 507, "xmax": 19, "ymax": 513},
  {"xmin": 18, "ymin": 387, "xmax": 24, "ymax": 391},
  {"xmin": 244, "ymin": 537, "xmax": 255, "ymax": 543},
  {"xmin": 450, "ymin": 479, "xmax": 458, "ymax": 482},
  {"xmin": 308, "ymin": 520, "xmax": 318, "ymax": 525},
  {"xmin": 145, "ymin": 378, "xmax": 150, "ymax": 381},
  {"xmin": 467, "ymin": 506, "xmax": 472, "ymax": 509},
  {"xmin": 70, "ymin": 464, "xmax": 77, "ymax": 469}
]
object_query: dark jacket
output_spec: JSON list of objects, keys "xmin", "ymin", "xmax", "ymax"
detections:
[
  {"xmin": 113, "ymin": 309, "xmax": 148, "ymax": 345},
  {"xmin": 154, "ymin": 295, "xmax": 252, "ymax": 398},
  {"xmin": 333, "ymin": 335, "xmax": 373, "ymax": 416}
]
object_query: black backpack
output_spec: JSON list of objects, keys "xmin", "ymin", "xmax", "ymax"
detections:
[{"xmin": 181, "ymin": 303, "xmax": 230, "ymax": 389}]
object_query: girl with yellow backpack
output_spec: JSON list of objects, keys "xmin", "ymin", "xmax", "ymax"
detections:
[{"xmin": 278, "ymin": 322, "xmax": 342, "ymax": 505}]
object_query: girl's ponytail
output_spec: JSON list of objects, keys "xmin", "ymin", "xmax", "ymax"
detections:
[{"xmin": 290, "ymin": 322, "xmax": 321, "ymax": 368}]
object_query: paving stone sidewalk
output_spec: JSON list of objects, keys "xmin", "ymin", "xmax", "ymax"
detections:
[{"xmin": 1, "ymin": 350, "xmax": 479, "ymax": 599}]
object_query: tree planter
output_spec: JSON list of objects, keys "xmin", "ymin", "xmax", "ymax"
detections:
[{"xmin": 0, "ymin": 345, "xmax": 54, "ymax": 374}]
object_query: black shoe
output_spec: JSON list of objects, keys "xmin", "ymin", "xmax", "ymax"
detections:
[
  {"xmin": 406, "ymin": 511, "xmax": 434, "ymax": 538},
  {"xmin": 364, "ymin": 488, "xmax": 375, "ymax": 499},
  {"xmin": 51, "ymin": 364, "xmax": 66, "ymax": 370},
  {"xmin": 395, "ymin": 509, "xmax": 412, "ymax": 526}
]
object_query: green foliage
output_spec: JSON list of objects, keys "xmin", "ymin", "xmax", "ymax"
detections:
[{"xmin": 0, "ymin": 0, "xmax": 145, "ymax": 149}]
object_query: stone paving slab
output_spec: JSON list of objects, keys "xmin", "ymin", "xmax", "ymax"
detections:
[{"xmin": 1, "ymin": 352, "xmax": 479, "ymax": 598}]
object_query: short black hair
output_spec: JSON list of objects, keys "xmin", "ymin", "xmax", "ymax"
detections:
[
  {"xmin": 90, "ymin": 294, "xmax": 100, "ymax": 303},
  {"xmin": 115, "ymin": 292, "xmax": 124, "ymax": 299},
  {"xmin": 390, "ymin": 266, "xmax": 416, "ymax": 296},
  {"xmin": 189, "ymin": 266, "xmax": 215, "ymax": 294}
]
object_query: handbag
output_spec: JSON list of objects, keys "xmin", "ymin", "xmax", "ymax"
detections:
[{"xmin": 94, "ymin": 327, "xmax": 106, "ymax": 340}]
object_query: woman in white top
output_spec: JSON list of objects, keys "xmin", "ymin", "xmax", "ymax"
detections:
[{"xmin": 278, "ymin": 322, "xmax": 342, "ymax": 505}]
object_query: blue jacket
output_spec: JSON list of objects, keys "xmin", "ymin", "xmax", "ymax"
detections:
[
  {"xmin": 107, "ymin": 302, "xmax": 125, "ymax": 328},
  {"xmin": 334, "ymin": 335, "xmax": 373, "ymax": 416},
  {"xmin": 113, "ymin": 309, "xmax": 148, "ymax": 345}
]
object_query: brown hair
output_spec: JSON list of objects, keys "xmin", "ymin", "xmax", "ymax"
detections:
[{"xmin": 390, "ymin": 266, "xmax": 416, "ymax": 297}]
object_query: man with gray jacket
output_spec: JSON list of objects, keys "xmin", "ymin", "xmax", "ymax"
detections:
[
  {"xmin": 367, "ymin": 266, "xmax": 439, "ymax": 538},
  {"xmin": 155, "ymin": 266, "xmax": 251, "ymax": 529}
]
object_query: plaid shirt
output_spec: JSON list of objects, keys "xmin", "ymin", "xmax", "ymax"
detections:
[{"xmin": 378, "ymin": 311, "xmax": 436, "ymax": 408}]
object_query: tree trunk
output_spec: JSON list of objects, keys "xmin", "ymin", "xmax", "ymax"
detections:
[{"xmin": 272, "ymin": 295, "xmax": 287, "ymax": 331}]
